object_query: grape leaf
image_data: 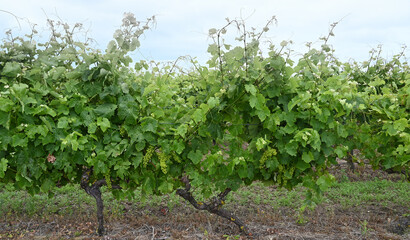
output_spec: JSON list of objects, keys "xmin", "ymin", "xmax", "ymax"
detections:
[{"xmin": 188, "ymin": 150, "xmax": 203, "ymax": 164}]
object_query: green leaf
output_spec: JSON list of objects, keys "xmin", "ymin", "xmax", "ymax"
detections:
[
  {"xmin": 142, "ymin": 173, "xmax": 155, "ymax": 194},
  {"xmin": 249, "ymin": 94, "xmax": 266, "ymax": 110},
  {"xmin": 2, "ymin": 62, "xmax": 21, "ymax": 77},
  {"xmin": 97, "ymin": 117, "xmax": 111, "ymax": 132},
  {"xmin": 94, "ymin": 104, "xmax": 117, "ymax": 118},
  {"xmin": 383, "ymin": 123, "xmax": 397, "ymax": 136},
  {"xmin": 176, "ymin": 124, "xmax": 188, "ymax": 138},
  {"xmin": 142, "ymin": 83, "xmax": 158, "ymax": 96},
  {"xmin": 200, "ymin": 103, "xmax": 210, "ymax": 113},
  {"xmin": 393, "ymin": 118, "xmax": 408, "ymax": 132},
  {"xmin": 135, "ymin": 141, "xmax": 146, "ymax": 152},
  {"xmin": 130, "ymin": 37, "xmax": 141, "ymax": 51},
  {"xmin": 316, "ymin": 174, "xmax": 335, "ymax": 191},
  {"xmin": 118, "ymin": 95, "xmax": 139, "ymax": 124},
  {"xmin": 288, "ymin": 92, "xmax": 311, "ymax": 111},
  {"xmin": 188, "ymin": 150, "xmax": 203, "ymax": 164},
  {"xmin": 256, "ymin": 138, "xmax": 269, "ymax": 151},
  {"xmin": 11, "ymin": 134, "xmax": 28, "ymax": 147},
  {"xmin": 40, "ymin": 178, "xmax": 55, "ymax": 193},
  {"xmin": 256, "ymin": 107, "xmax": 270, "ymax": 121},
  {"xmin": 57, "ymin": 117, "xmax": 69, "ymax": 129},
  {"xmin": 40, "ymin": 116, "xmax": 54, "ymax": 131},
  {"xmin": 281, "ymin": 111, "xmax": 296, "ymax": 125},
  {"xmin": 230, "ymin": 46, "xmax": 244, "ymax": 60},
  {"xmin": 369, "ymin": 77, "xmax": 385, "ymax": 87},
  {"xmin": 158, "ymin": 181, "xmax": 173, "ymax": 194},
  {"xmin": 30, "ymin": 105, "xmax": 57, "ymax": 117},
  {"xmin": 192, "ymin": 109, "xmax": 205, "ymax": 123},
  {"xmin": 107, "ymin": 40, "xmax": 117, "ymax": 53},
  {"xmin": 52, "ymin": 66, "xmax": 66, "ymax": 80},
  {"xmin": 285, "ymin": 141, "xmax": 298, "ymax": 156},
  {"xmin": 302, "ymin": 151, "xmax": 314, "ymax": 163},
  {"xmin": 26, "ymin": 125, "xmax": 49, "ymax": 138},
  {"xmin": 296, "ymin": 160, "xmax": 310, "ymax": 171},
  {"xmin": 11, "ymin": 83, "xmax": 29, "ymax": 99},
  {"xmin": 321, "ymin": 131, "xmax": 337, "ymax": 147},
  {"xmin": 316, "ymin": 107, "xmax": 331, "ymax": 123},
  {"xmin": 132, "ymin": 152, "xmax": 143, "ymax": 167},
  {"xmin": 288, "ymin": 98, "xmax": 300, "ymax": 112},
  {"xmin": 337, "ymin": 123, "xmax": 348, "ymax": 138},
  {"xmin": 263, "ymin": 114, "xmax": 279, "ymax": 132},
  {"xmin": 245, "ymin": 84, "xmax": 257, "ymax": 95},
  {"xmin": 141, "ymin": 117, "xmax": 158, "ymax": 133},
  {"xmin": 61, "ymin": 132, "xmax": 82, "ymax": 151},
  {"xmin": 172, "ymin": 140, "xmax": 185, "ymax": 154},
  {"xmin": 207, "ymin": 43, "xmax": 218, "ymax": 55},
  {"xmin": 266, "ymin": 85, "xmax": 281, "ymax": 98},
  {"xmin": 88, "ymin": 122, "xmax": 97, "ymax": 133},
  {"xmin": 0, "ymin": 111, "xmax": 10, "ymax": 129},
  {"xmin": 0, "ymin": 98, "xmax": 14, "ymax": 112},
  {"xmin": 238, "ymin": 164, "xmax": 248, "ymax": 179},
  {"xmin": 270, "ymin": 58, "xmax": 285, "ymax": 69},
  {"xmin": 114, "ymin": 161, "xmax": 131, "ymax": 179},
  {"xmin": 334, "ymin": 146, "xmax": 347, "ymax": 158},
  {"xmin": 207, "ymin": 97, "xmax": 219, "ymax": 108}
]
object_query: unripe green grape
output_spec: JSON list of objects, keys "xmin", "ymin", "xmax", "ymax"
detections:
[
  {"xmin": 120, "ymin": 126, "xmax": 126, "ymax": 136},
  {"xmin": 172, "ymin": 152, "xmax": 181, "ymax": 163},
  {"xmin": 143, "ymin": 145, "xmax": 155, "ymax": 167},
  {"xmin": 277, "ymin": 174, "xmax": 282, "ymax": 185},
  {"xmin": 288, "ymin": 166, "xmax": 295, "ymax": 176},
  {"xmin": 259, "ymin": 147, "xmax": 277, "ymax": 168},
  {"xmin": 105, "ymin": 169, "xmax": 112, "ymax": 189},
  {"xmin": 157, "ymin": 150, "xmax": 169, "ymax": 174}
]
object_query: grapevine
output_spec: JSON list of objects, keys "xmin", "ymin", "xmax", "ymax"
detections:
[{"xmin": 0, "ymin": 13, "xmax": 408, "ymax": 237}]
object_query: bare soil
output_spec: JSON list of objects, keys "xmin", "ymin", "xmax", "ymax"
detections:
[{"xmin": 0, "ymin": 161, "xmax": 409, "ymax": 240}]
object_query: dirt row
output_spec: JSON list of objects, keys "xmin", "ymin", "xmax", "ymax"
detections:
[
  {"xmin": 0, "ymin": 161, "xmax": 408, "ymax": 239},
  {"xmin": 1, "ymin": 201, "xmax": 408, "ymax": 239}
]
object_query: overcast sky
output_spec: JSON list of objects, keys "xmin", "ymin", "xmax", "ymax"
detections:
[{"xmin": 1, "ymin": 0, "xmax": 409, "ymax": 65}]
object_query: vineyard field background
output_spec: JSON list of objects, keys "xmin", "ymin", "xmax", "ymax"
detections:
[{"xmin": 0, "ymin": 12, "xmax": 409, "ymax": 239}]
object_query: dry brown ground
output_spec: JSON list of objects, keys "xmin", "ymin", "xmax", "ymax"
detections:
[{"xmin": 0, "ymin": 161, "xmax": 408, "ymax": 240}]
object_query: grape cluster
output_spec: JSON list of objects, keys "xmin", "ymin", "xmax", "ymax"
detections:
[
  {"xmin": 157, "ymin": 150, "xmax": 169, "ymax": 174},
  {"xmin": 288, "ymin": 166, "xmax": 295, "ymax": 177},
  {"xmin": 275, "ymin": 165, "xmax": 296, "ymax": 187},
  {"xmin": 259, "ymin": 147, "xmax": 277, "ymax": 168},
  {"xmin": 143, "ymin": 145, "xmax": 155, "ymax": 167},
  {"xmin": 104, "ymin": 171, "xmax": 112, "ymax": 190},
  {"xmin": 275, "ymin": 164, "xmax": 284, "ymax": 185},
  {"xmin": 172, "ymin": 152, "xmax": 181, "ymax": 163},
  {"xmin": 275, "ymin": 173, "xmax": 282, "ymax": 185}
]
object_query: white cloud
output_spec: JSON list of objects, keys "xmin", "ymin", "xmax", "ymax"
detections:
[{"xmin": 1, "ymin": 0, "xmax": 409, "ymax": 64}]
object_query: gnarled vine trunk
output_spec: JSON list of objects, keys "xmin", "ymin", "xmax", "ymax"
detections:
[
  {"xmin": 80, "ymin": 168, "xmax": 121, "ymax": 236},
  {"xmin": 176, "ymin": 176, "xmax": 250, "ymax": 236}
]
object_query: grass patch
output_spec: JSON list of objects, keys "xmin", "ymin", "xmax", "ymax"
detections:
[
  {"xmin": 0, "ymin": 179, "xmax": 408, "ymax": 220},
  {"xmin": 325, "ymin": 179, "xmax": 410, "ymax": 208}
]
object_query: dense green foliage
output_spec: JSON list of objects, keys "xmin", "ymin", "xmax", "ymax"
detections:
[{"xmin": 0, "ymin": 14, "xmax": 408, "ymax": 202}]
